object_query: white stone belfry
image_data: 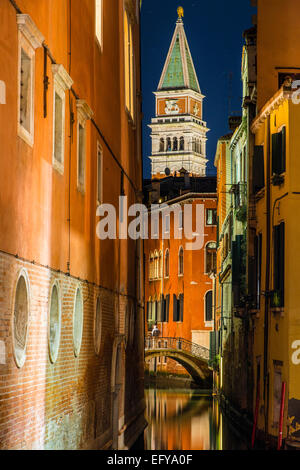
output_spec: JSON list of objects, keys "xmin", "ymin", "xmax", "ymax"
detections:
[{"xmin": 149, "ymin": 14, "xmax": 209, "ymax": 178}]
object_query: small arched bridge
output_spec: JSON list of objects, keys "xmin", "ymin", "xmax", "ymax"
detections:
[{"xmin": 145, "ymin": 337, "xmax": 212, "ymax": 386}]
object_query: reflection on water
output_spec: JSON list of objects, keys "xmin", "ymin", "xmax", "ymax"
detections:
[{"xmin": 144, "ymin": 389, "xmax": 248, "ymax": 450}]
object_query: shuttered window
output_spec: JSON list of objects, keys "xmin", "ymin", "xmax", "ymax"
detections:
[
  {"xmin": 173, "ymin": 294, "xmax": 178, "ymax": 321},
  {"xmin": 179, "ymin": 293, "xmax": 184, "ymax": 322},
  {"xmin": 272, "ymin": 127, "xmax": 286, "ymax": 175},
  {"xmin": 273, "ymin": 222, "xmax": 285, "ymax": 308},
  {"xmin": 253, "ymin": 146, "xmax": 265, "ymax": 193},
  {"xmin": 173, "ymin": 294, "xmax": 183, "ymax": 322},
  {"xmin": 165, "ymin": 294, "xmax": 170, "ymax": 322}
]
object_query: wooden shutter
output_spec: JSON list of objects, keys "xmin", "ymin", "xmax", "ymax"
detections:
[
  {"xmin": 281, "ymin": 127, "xmax": 286, "ymax": 174},
  {"xmin": 272, "ymin": 132, "xmax": 281, "ymax": 175},
  {"xmin": 147, "ymin": 301, "xmax": 151, "ymax": 321},
  {"xmin": 252, "ymin": 146, "xmax": 265, "ymax": 193},
  {"xmin": 173, "ymin": 294, "xmax": 178, "ymax": 322},
  {"xmin": 165, "ymin": 295, "xmax": 170, "ymax": 322},
  {"xmin": 273, "ymin": 222, "xmax": 285, "ymax": 307},
  {"xmin": 179, "ymin": 294, "xmax": 184, "ymax": 322}
]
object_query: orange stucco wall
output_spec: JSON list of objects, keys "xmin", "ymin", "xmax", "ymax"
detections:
[{"xmin": 145, "ymin": 196, "xmax": 217, "ymax": 343}]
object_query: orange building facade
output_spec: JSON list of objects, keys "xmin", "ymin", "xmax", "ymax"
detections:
[
  {"xmin": 0, "ymin": 0, "xmax": 145, "ymax": 450},
  {"xmin": 144, "ymin": 11, "xmax": 217, "ymax": 381}
]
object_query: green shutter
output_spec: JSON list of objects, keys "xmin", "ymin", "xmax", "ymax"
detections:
[
  {"xmin": 210, "ymin": 331, "xmax": 216, "ymax": 362},
  {"xmin": 272, "ymin": 133, "xmax": 281, "ymax": 175},
  {"xmin": 281, "ymin": 127, "xmax": 286, "ymax": 174},
  {"xmin": 165, "ymin": 295, "xmax": 170, "ymax": 322},
  {"xmin": 179, "ymin": 293, "xmax": 184, "ymax": 322},
  {"xmin": 173, "ymin": 294, "xmax": 178, "ymax": 322},
  {"xmin": 253, "ymin": 146, "xmax": 265, "ymax": 193}
]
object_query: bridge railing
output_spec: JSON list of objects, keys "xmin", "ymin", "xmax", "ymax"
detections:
[{"xmin": 145, "ymin": 337, "xmax": 209, "ymax": 361}]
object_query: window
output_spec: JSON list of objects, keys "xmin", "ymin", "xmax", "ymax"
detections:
[
  {"xmin": 13, "ymin": 269, "xmax": 30, "ymax": 368},
  {"xmin": 206, "ymin": 209, "xmax": 217, "ymax": 226},
  {"xmin": 52, "ymin": 64, "xmax": 73, "ymax": 173},
  {"xmin": 159, "ymin": 251, "xmax": 163, "ymax": 278},
  {"xmin": 165, "ymin": 250, "xmax": 170, "ymax": 278},
  {"xmin": 254, "ymin": 234, "xmax": 262, "ymax": 310},
  {"xmin": 54, "ymin": 92, "xmax": 64, "ymax": 165},
  {"xmin": 76, "ymin": 100, "xmax": 93, "ymax": 193},
  {"xmin": 20, "ymin": 49, "xmax": 32, "ymax": 134},
  {"xmin": 179, "ymin": 210, "xmax": 183, "ymax": 230},
  {"xmin": 173, "ymin": 137, "xmax": 178, "ymax": 151},
  {"xmin": 153, "ymin": 251, "xmax": 157, "ymax": 279},
  {"xmin": 73, "ymin": 286, "xmax": 84, "ymax": 357},
  {"xmin": 165, "ymin": 214, "xmax": 170, "ymax": 234},
  {"xmin": 179, "ymin": 136, "xmax": 184, "ymax": 151},
  {"xmin": 272, "ymin": 127, "xmax": 286, "ymax": 175},
  {"xmin": 124, "ymin": 9, "xmax": 135, "ymax": 119},
  {"xmin": 97, "ymin": 142, "xmax": 103, "ymax": 204},
  {"xmin": 167, "ymin": 137, "xmax": 172, "ymax": 151},
  {"xmin": 48, "ymin": 281, "xmax": 61, "ymax": 364},
  {"xmin": 272, "ymin": 222, "xmax": 285, "ymax": 308},
  {"xmin": 159, "ymin": 138, "xmax": 165, "ymax": 152},
  {"xmin": 206, "ymin": 242, "xmax": 217, "ymax": 274},
  {"xmin": 94, "ymin": 297, "xmax": 102, "ymax": 355},
  {"xmin": 77, "ymin": 123, "xmax": 85, "ymax": 189},
  {"xmin": 17, "ymin": 14, "xmax": 44, "ymax": 146},
  {"xmin": 95, "ymin": 0, "xmax": 103, "ymax": 48},
  {"xmin": 149, "ymin": 253, "xmax": 154, "ymax": 280},
  {"xmin": 178, "ymin": 247, "xmax": 184, "ymax": 276},
  {"xmin": 253, "ymin": 146, "xmax": 265, "ymax": 193},
  {"xmin": 205, "ymin": 291, "xmax": 213, "ymax": 323},
  {"xmin": 173, "ymin": 294, "xmax": 184, "ymax": 322}
]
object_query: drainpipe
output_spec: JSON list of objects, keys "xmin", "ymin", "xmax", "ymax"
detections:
[{"xmin": 263, "ymin": 114, "xmax": 271, "ymax": 441}]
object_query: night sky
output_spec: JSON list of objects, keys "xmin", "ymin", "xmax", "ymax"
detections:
[{"xmin": 141, "ymin": 0, "xmax": 257, "ymax": 178}]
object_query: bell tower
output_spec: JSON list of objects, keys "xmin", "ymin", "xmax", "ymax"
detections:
[{"xmin": 149, "ymin": 7, "xmax": 209, "ymax": 178}]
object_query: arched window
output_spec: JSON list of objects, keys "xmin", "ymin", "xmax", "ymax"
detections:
[
  {"xmin": 180, "ymin": 136, "xmax": 184, "ymax": 151},
  {"xmin": 192, "ymin": 137, "xmax": 196, "ymax": 152},
  {"xmin": 167, "ymin": 137, "xmax": 172, "ymax": 151},
  {"xmin": 149, "ymin": 253, "xmax": 154, "ymax": 280},
  {"xmin": 13, "ymin": 269, "xmax": 30, "ymax": 368},
  {"xmin": 165, "ymin": 249, "xmax": 170, "ymax": 278},
  {"xmin": 49, "ymin": 281, "xmax": 62, "ymax": 364},
  {"xmin": 205, "ymin": 291, "xmax": 213, "ymax": 323},
  {"xmin": 173, "ymin": 137, "xmax": 178, "ymax": 151},
  {"xmin": 178, "ymin": 247, "xmax": 184, "ymax": 276},
  {"xmin": 159, "ymin": 138, "xmax": 165, "ymax": 152},
  {"xmin": 154, "ymin": 251, "xmax": 159, "ymax": 279},
  {"xmin": 205, "ymin": 242, "xmax": 217, "ymax": 274}
]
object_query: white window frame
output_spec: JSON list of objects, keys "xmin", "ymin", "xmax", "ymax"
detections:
[
  {"xmin": 95, "ymin": 0, "xmax": 103, "ymax": 50},
  {"xmin": 17, "ymin": 14, "xmax": 44, "ymax": 147},
  {"xmin": 76, "ymin": 100, "xmax": 93, "ymax": 193},
  {"xmin": 97, "ymin": 141, "xmax": 103, "ymax": 205},
  {"xmin": 52, "ymin": 64, "xmax": 73, "ymax": 174}
]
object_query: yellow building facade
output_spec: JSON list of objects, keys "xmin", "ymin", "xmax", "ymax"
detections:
[{"xmin": 251, "ymin": 85, "xmax": 300, "ymax": 447}]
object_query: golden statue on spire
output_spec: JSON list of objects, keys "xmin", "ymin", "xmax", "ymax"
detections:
[{"xmin": 177, "ymin": 6, "xmax": 184, "ymax": 19}]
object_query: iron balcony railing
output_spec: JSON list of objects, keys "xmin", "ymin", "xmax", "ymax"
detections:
[{"xmin": 145, "ymin": 336, "xmax": 209, "ymax": 361}]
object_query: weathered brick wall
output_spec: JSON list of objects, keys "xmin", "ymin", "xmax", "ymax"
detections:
[{"xmin": 0, "ymin": 251, "xmax": 144, "ymax": 450}]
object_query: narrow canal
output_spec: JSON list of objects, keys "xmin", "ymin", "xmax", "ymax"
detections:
[{"xmin": 144, "ymin": 388, "xmax": 248, "ymax": 450}]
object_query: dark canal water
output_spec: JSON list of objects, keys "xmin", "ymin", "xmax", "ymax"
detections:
[{"xmin": 144, "ymin": 388, "xmax": 248, "ymax": 450}]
